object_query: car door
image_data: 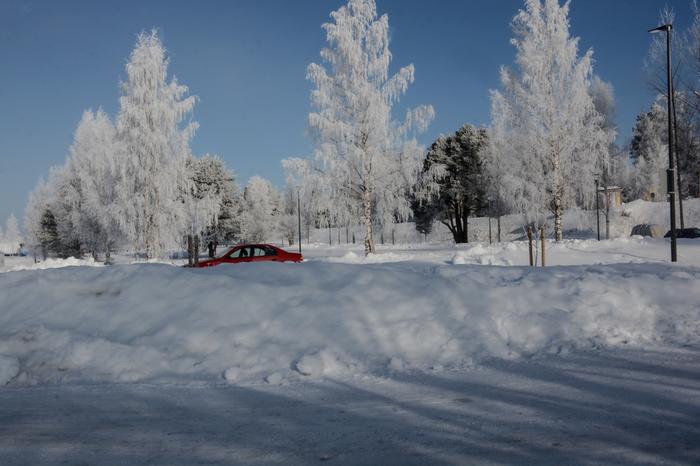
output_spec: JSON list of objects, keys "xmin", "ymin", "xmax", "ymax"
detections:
[
  {"xmin": 224, "ymin": 247, "xmax": 251, "ymax": 264},
  {"xmin": 249, "ymin": 246, "xmax": 272, "ymax": 263}
]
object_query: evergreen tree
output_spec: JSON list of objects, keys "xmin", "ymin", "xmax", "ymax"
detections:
[
  {"xmin": 187, "ymin": 154, "xmax": 244, "ymax": 254},
  {"xmin": 419, "ymin": 125, "xmax": 489, "ymax": 243}
]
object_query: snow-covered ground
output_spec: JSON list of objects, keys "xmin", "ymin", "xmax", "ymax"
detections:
[
  {"xmin": 1, "ymin": 234, "xmax": 699, "ymax": 464},
  {"xmin": 1, "ymin": 346, "xmax": 698, "ymax": 465},
  {"xmin": 1, "ymin": 238, "xmax": 700, "ymax": 386}
]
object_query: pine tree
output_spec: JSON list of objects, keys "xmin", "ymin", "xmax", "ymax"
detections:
[
  {"xmin": 187, "ymin": 154, "xmax": 244, "ymax": 253},
  {"xmin": 307, "ymin": 0, "xmax": 434, "ymax": 255},
  {"xmin": 419, "ymin": 125, "xmax": 489, "ymax": 243}
]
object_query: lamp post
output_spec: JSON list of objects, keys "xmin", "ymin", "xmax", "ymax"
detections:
[
  {"xmin": 296, "ymin": 187, "xmax": 302, "ymax": 255},
  {"xmin": 594, "ymin": 177, "xmax": 601, "ymax": 241},
  {"xmin": 487, "ymin": 198, "xmax": 493, "ymax": 245},
  {"xmin": 649, "ymin": 24, "xmax": 678, "ymax": 262}
]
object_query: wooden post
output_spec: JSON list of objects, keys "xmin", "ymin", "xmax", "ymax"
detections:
[
  {"xmin": 392, "ymin": 229, "xmax": 395, "ymax": 245},
  {"xmin": 193, "ymin": 235, "xmax": 200, "ymax": 267},
  {"xmin": 540, "ymin": 226, "xmax": 545, "ymax": 267},
  {"xmin": 527, "ymin": 226, "xmax": 534, "ymax": 267},
  {"xmin": 187, "ymin": 235, "xmax": 193, "ymax": 267}
]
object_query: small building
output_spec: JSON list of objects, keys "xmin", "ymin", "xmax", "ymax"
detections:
[{"xmin": 598, "ymin": 186, "xmax": 623, "ymax": 209}]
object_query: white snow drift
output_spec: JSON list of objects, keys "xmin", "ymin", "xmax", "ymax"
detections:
[{"xmin": 1, "ymin": 252, "xmax": 699, "ymax": 387}]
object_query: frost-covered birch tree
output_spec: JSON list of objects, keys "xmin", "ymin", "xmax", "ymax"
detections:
[
  {"xmin": 242, "ymin": 176, "xmax": 280, "ymax": 243},
  {"xmin": 1, "ymin": 214, "xmax": 21, "ymax": 254},
  {"xmin": 116, "ymin": 30, "xmax": 197, "ymax": 259},
  {"xmin": 489, "ymin": 0, "xmax": 613, "ymax": 240},
  {"xmin": 307, "ymin": 0, "xmax": 434, "ymax": 254},
  {"xmin": 66, "ymin": 109, "xmax": 123, "ymax": 261},
  {"xmin": 282, "ymin": 157, "xmax": 325, "ymax": 243}
]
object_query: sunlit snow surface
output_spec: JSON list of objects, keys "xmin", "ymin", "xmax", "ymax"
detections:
[{"xmin": 1, "ymin": 237, "xmax": 699, "ymax": 464}]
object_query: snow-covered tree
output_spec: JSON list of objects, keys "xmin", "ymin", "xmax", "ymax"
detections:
[
  {"xmin": 66, "ymin": 109, "xmax": 123, "ymax": 261},
  {"xmin": 24, "ymin": 178, "xmax": 54, "ymax": 259},
  {"xmin": 1, "ymin": 214, "xmax": 21, "ymax": 255},
  {"xmin": 187, "ymin": 154, "xmax": 244, "ymax": 254},
  {"xmin": 242, "ymin": 176, "xmax": 280, "ymax": 243},
  {"xmin": 488, "ymin": 0, "xmax": 614, "ymax": 240},
  {"xmin": 282, "ymin": 157, "xmax": 326, "ymax": 244},
  {"xmin": 417, "ymin": 125, "xmax": 489, "ymax": 243},
  {"xmin": 307, "ymin": 0, "xmax": 434, "ymax": 254},
  {"xmin": 115, "ymin": 30, "xmax": 197, "ymax": 258},
  {"xmin": 629, "ymin": 98, "xmax": 670, "ymax": 200}
]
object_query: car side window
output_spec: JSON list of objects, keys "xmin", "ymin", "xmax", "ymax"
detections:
[
  {"xmin": 229, "ymin": 248, "xmax": 247, "ymax": 258},
  {"xmin": 252, "ymin": 247, "xmax": 266, "ymax": 257},
  {"xmin": 264, "ymin": 246, "xmax": 277, "ymax": 256}
]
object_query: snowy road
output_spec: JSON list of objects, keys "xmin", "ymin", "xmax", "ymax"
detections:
[{"xmin": 2, "ymin": 347, "xmax": 699, "ymax": 465}]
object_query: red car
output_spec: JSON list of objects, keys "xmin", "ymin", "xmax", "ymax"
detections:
[{"xmin": 194, "ymin": 244, "xmax": 303, "ymax": 267}]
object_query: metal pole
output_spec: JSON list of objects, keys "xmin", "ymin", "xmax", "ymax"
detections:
[
  {"xmin": 297, "ymin": 189, "xmax": 302, "ymax": 254},
  {"xmin": 496, "ymin": 196, "xmax": 501, "ymax": 243},
  {"xmin": 666, "ymin": 27, "xmax": 678, "ymax": 261},
  {"xmin": 671, "ymin": 82, "xmax": 685, "ymax": 229},
  {"xmin": 488, "ymin": 199, "xmax": 493, "ymax": 244},
  {"xmin": 595, "ymin": 179, "xmax": 600, "ymax": 241}
]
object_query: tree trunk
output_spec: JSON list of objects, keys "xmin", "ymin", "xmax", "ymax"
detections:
[
  {"xmin": 554, "ymin": 192, "xmax": 563, "ymax": 241},
  {"xmin": 362, "ymin": 186, "xmax": 375, "ymax": 255}
]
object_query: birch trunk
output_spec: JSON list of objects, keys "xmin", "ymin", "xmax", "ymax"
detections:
[
  {"xmin": 362, "ymin": 185, "xmax": 375, "ymax": 255},
  {"xmin": 553, "ymin": 191, "xmax": 563, "ymax": 241}
]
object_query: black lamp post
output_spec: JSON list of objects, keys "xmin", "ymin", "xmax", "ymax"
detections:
[
  {"xmin": 487, "ymin": 198, "xmax": 493, "ymax": 245},
  {"xmin": 649, "ymin": 24, "xmax": 678, "ymax": 262},
  {"xmin": 594, "ymin": 177, "xmax": 601, "ymax": 241},
  {"xmin": 296, "ymin": 187, "xmax": 302, "ymax": 255}
]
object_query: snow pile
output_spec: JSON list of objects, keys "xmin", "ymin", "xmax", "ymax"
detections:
[
  {"xmin": 0, "ymin": 355, "xmax": 20, "ymax": 385},
  {"xmin": 452, "ymin": 243, "xmax": 514, "ymax": 266},
  {"xmin": 621, "ymin": 198, "xmax": 700, "ymax": 232},
  {"xmin": 323, "ymin": 250, "xmax": 411, "ymax": 264},
  {"xmin": 1, "ymin": 259, "xmax": 699, "ymax": 387},
  {"xmin": 0, "ymin": 256, "xmax": 103, "ymax": 273}
]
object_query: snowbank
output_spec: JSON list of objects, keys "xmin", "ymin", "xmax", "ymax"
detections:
[
  {"xmin": 1, "ymin": 257, "xmax": 699, "ymax": 387},
  {"xmin": 0, "ymin": 256, "xmax": 103, "ymax": 273}
]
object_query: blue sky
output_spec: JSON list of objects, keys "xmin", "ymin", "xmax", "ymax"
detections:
[{"xmin": 0, "ymin": 0, "xmax": 694, "ymax": 225}]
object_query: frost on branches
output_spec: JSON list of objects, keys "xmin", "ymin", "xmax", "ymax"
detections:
[
  {"xmin": 243, "ymin": 176, "xmax": 281, "ymax": 243},
  {"xmin": 116, "ymin": 30, "xmax": 198, "ymax": 259},
  {"xmin": 187, "ymin": 154, "xmax": 244, "ymax": 251},
  {"xmin": 0, "ymin": 214, "xmax": 21, "ymax": 255},
  {"xmin": 488, "ymin": 0, "xmax": 614, "ymax": 240},
  {"xmin": 22, "ymin": 31, "xmax": 244, "ymax": 261},
  {"xmin": 307, "ymin": 0, "xmax": 434, "ymax": 255}
]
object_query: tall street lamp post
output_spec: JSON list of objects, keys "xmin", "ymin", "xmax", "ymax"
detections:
[
  {"xmin": 487, "ymin": 198, "xmax": 493, "ymax": 245},
  {"xmin": 594, "ymin": 177, "xmax": 601, "ymax": 241},
  {"xmin": 649, "ymin": 23, "xmax": 678, "ymax": 262},
  {"xmin": 296, "ymin": 187, "xmax": 302, "ymax": 255}
]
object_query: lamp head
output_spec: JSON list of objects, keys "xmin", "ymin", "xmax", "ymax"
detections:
[{"xmin": 649, "ymin": 24, "xmax": 672, "ymax": 34}]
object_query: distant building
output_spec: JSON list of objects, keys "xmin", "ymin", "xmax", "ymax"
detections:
[{"xmin": 598, "ymin": 186, "xmax": 622, "ymax": 209}]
